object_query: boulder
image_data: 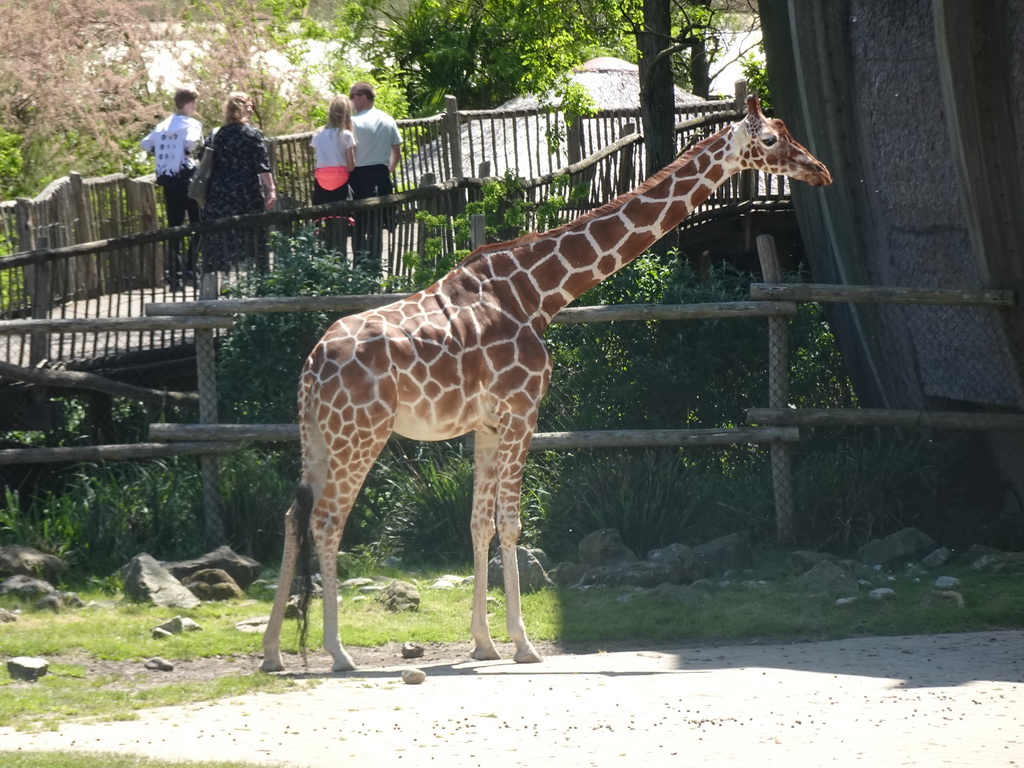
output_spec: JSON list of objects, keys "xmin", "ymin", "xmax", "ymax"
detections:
[
  {"xmin": 7, "ymin": 656, "xmax": 49, "ymax": 682},
  {"xmin": 0, "ymin": 545, "xmax": 65, "ymax": 583},
  {"xmin": 122, "ymin": 553, "xmax": 201, "ymax": 608},
  {"xmin": 0, "ymin": 574, "xmax": 56, "ymax": 600},
  {"xmin": 792, "ymin": 560, "xmax": 860, "ymax": 596},
  {"xmin": 856, "ymin": 527, "xmax": 937, "ymax": 566},
  {"xmin": 161, "ymin": 546, "xmax": 263, "ymax": 590},
  {"xmin": 919, "ymin": 547, "xmax": 953, "ymax": 569},
  {"xmin": 0, "ymin": 607, "xmax": 17, "ymax": 623},
  {"xmin": 488, "ymin": 547, "xmax": 555, "ymax": 593},
  {"xmin": 548, "ymin": 562, "xmax": 589, "ymax": 588},
  {"xmin": 962, "ymin": 545, "xmax": 1024, "ymax": 574},
  {"xmin": 920, "ymin": 590, "xmax": 965, "ymax": 609},
  {"xmin": 181, "ymin": 568, "xmax": 246, "ymax": 601},
  {"xmin": 693, "ymin": 532, "xmax": 754, "ymax": 575},
  {"xmin": 578, "ymin": 529, "xmax": 638, "ymax": 567},
  {"xmin": 379, "ymin": 580, "xmax": 421, "ymax": 612}
]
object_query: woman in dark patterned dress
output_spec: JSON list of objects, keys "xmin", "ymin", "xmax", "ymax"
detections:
[{"xmin": 201, "ymin": 91, "xmax": 277, "ymax": 273}]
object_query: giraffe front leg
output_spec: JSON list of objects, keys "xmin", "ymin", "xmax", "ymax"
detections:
[
  {"xmin": 469, "ymin": 430, "xmax": 501, "ymax": 661},
  {"xmin": 261, "ymin": 504, "xmax": 300, "ymax": 672}
]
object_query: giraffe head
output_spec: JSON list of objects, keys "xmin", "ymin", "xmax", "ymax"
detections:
[{"xmin": 734, "ymin": 95, "xmax": 832, "ymax": 187}]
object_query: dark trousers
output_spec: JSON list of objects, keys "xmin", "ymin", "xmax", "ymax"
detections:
[
  {"xmin": 312, "ymin": 179, "xmax": 352, "ymax": 255},
  {"xmin": 349, "ymin": 165, "xmax": 394, "ymax": 272},
  {"xmin": 162, "ymin": 181, "xmax": 201, "ymax": 277}
]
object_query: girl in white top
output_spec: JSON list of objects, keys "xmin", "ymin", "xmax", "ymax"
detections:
[{"xmin": 311, "ymin": 95, "xmax": 357, "ymax": 204}]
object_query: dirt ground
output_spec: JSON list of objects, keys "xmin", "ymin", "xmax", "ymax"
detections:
[{"xmin": 3, "ymin": 631, "xmax": 1023, "ymax": 767}]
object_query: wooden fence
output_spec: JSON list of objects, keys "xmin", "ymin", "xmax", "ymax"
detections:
[{"xmin": 1, "ymin": 233, "xmax": 1018, "ymax": 545}]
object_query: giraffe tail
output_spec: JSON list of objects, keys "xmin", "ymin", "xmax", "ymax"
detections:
[{"xmin": 292, "ymin": 482, "xmax": 315, "ymax": 666}]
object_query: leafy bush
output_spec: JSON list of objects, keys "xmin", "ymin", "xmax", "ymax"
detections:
[{"xmin": 217, "ymin": 227, "xmax": 384, "ymax": 424}]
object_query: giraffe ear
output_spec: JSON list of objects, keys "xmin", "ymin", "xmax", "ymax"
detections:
[{"xmin": 745, "ymin": 94, "xmax": 762, "ymax": 116}]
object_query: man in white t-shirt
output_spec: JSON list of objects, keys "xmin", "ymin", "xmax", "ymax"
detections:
[
  {"xmin": 141, "ymin": 86, "xmax": 203, "ymax": 288},
  {"xmin": 348, "ymin": 82, "xmax": 402, "ymax": 270}
]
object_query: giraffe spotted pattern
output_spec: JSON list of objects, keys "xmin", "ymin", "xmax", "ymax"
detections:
[{"xmin": 261, "ymin": 95, "xmax": 832, "ymax": 673}]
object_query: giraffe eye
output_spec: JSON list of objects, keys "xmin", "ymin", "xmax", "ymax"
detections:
[{"xmin": 762, "ymin": 135, "xmax": 778, "ymax": 147}]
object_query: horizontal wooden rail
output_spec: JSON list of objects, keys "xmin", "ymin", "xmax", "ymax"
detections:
[
  {"xmin": 150, "ymin": 423, "xmax": 800, "ymax": 449},
  {"xmin": 147, "ymin": 297, "xmax": 796, "ymax": 322},
  {"xmin": 750, "ymin": 283, "xmax": 1015, "ymax": 307},
  {"xmin": 0, "ymin": 442, "xmax": 236, "ymax": 465},
  {"xmin": 748, "ymin": 407, "xmax": 1024, "ymax": 431},
  {"xmin": 0, "ymin": 316, "xmax": 235, "ymax": 335},
  {"xmin": 555, "ymin": 301, "xmax": 797, "ymax": 323}
]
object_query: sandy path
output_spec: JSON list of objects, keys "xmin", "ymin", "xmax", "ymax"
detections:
[{"xmin": 3, "ymin": 631, "xmax": 1022, "ymax": 767}]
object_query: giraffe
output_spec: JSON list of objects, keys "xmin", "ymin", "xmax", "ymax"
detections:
[{"xmin": 260, "ymin": 95, "xmax": 831, "ymax": 673}]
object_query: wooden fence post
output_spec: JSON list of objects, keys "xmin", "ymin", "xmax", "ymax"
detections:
[
  {"xmin": 196, "ymin": 272, "xmax": 224, "ymax": 546},
  {"xmin": 444, "ymin": 95, "xmax": 464, "ymax": 180},
  {"xmin": 756, "ymin": 233, "xmax": 796, "ymax": 544}
]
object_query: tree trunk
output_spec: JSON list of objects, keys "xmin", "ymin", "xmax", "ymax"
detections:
[{"xmin": 639, "ymin": 0, "xmax": 676, "ymax": 180}]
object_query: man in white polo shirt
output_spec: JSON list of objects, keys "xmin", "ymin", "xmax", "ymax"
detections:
[{"xmin": 348, "ymin": 82, "xmax": 402, "ymax": 271}]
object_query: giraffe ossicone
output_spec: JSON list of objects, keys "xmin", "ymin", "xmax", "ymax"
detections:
[{"xmin": 260, "ymin": 95, "xmax": 831, "ymax": 673}]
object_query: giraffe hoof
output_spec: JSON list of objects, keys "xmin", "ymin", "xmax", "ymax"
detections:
[
  {"xmin": 470, "ymin": 646, "xmax": 501, "ymax": 662},
  {"xmin": 259, "ymin": 658, "xmax": 285, "ymax": 673},
  {"xmin": 331, "ymin": 656, "xmax": 357, "ymax": 673},
  {"xmin": 513, "ymin": 646, "xmax": 543, "ymax": 664}
]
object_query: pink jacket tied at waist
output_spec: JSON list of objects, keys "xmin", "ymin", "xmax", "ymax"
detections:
[{"xmin": 315, "ymin": 166, "xmax": 349, "ymax": 191}]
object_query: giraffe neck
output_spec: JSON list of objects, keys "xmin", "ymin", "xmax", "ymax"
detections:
[{"xmin": 474, "ymin": 126, "xmax": 741, "ymax": 326}]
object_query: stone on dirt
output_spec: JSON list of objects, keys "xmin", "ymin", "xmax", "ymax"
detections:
[{"xmin": 7, "ymin": 656, "xmax": 49, "ymax": 681}]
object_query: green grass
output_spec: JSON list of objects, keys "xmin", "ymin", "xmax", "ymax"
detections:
[{"xmin": 1, "ymin": 560, "xmax": 1022, "ymax": 734}]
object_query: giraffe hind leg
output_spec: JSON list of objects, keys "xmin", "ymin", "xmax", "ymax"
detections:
[{"xmin": 260, "ymin": 483, "xmax": 314, "ymax": 673}]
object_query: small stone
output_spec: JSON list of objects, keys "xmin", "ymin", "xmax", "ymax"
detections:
[
  {"xmin": 401, "ymin": 642, "xmax": 425, "ymax": 659},
  {"xmin": 34, "ymin": 593, "xmax": 62, "ymax": 612},
  {"xmin": 0, "ymin": 608, "xmax": 17, "ymax": 623},
  {"xmin": 868, "ymin": 588, "xmax": 896, "ymax": 600},
  {"xmin": 152, "ymin": 627, "xmax": 174, "ymax": 639},
  {"xmin": 341, "ymin": 577, "xmax": 374, "ymax": 589},
  {"xmin": 145, "ymin": 657, "xmax": 175, "ymax": 671},
  {"xmin": 7, "ymin": 656, "xmax": 49, "ymax": 681},
  {"xmin": 401, "ymin": 667, "xmax": 426, "ymax": 685},
  {"xmin": 834, "ymin": 597, "xmax": 858, "ymax": 607},
  {"xmin": 236, "ymin": 616, "xmax": 271, "ymax": 633},
  {"xmin": 934, "ymin": 575, "xmax": 961, "ymax": 589}
]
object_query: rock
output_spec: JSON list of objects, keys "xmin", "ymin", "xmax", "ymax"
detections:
[
  {"xmin": 62, "ymin": 592, "xmax": 85, "ymax": 608},
  {"xmin": 647, "ymin": 582, "xmax": 712, "ymax": 605},
  {"xmin": 341, "ymin": 577, "xmax": 374, "ymax": 589},
  {"xmin": 920, "ymin": 547, "xmax": 953, "ymax": 569},
  {"xmin": 401, "ymin": 668, "xmax": 426, "ymax": 685},
  {"xmin": 488, "ymin": 547, "xmax": 555, "ymax": 593},
  {"xmin": 579, "ymin": 561, "xmax": 681, "ymax": 589},
  {"xmin": 7, "ymin": 656, "xmax": 49, "ymax": 681},
  {"xmin": 548, "ymin": 562, "xmax": 589, "ymax": 588},
  {"xmin": 123, "ymin": 553, "xmax": 201, "ymax": 608},
  {"xmin": 430, "ymin": 578, "xmax": 456, "ymax": 589},
  {"xmin": 0, "ymin": 607, "xmax": 17, "ymax": 623},
  {"xmin": 0, "ymin": 545, "xmax": 65, "ymax": 583},
  {"xmin": 152, "ymin": 616, "xmax": 203, "ymax": 636},
  {"xmin": 380, "ymin": 580, "xmax": 421, "ymax": 612},
  {"xmin": 789, "ymin": 550, "xmax": 839, "ymax": 572},
  {"xmin": 578, "ymin": 529, "xmax": 638, "ymax": 567},
  {"xmin": 525, "ymin": 548, "xmax": 551, "ymax": 571},
  {"xmin": 792, "ymin": 560, "xmax": 860, "ymax": 596},
  {"xmin": 235, "ymin": 616, "xmax": 270, "ymax": 633},
  {"xmin": 151, "ymin": 627, "xmax": 174, "ymax": 639},
  {"xmin": 963, "ymin": 546, "xmax": 1024, "ymax": 575},
  {"xmin": 0, "ymin": 574, "xmax": 56, "ymax": 600},
  {"xmin": 868, "ymin": 588, "xmax": 896, "ymax": 600},
  {"xmin": 145, "ymin": 657, "xmax": 175, "ymax": 671},
  {"xmin": 934, "ymin": 575, "xmax": 961, "ymax": 589},
  {"xmin": 856, "ymin": 527, "xmax": 937, "ymax": 566},
  {"xmin": 181, "ymin": 568, "xmax": 246, "ymax": 601},
  {"xmin": 693, "ymin": 532, "xmax": 754, "ymax": 575},
  {"xmin": 161, "ymin": 546, "xmax": 263, "ymax": 590},
  {"xmin": 920, "ymin": 590, "xmax": 965, "ymax": 609},
  {"xmin": 34, "ymin": 592, "xmax": 62, "ymax": 611},
  {"xmin": 835, "ymin": 597, "xmax": 859, "ymax": 607},
  {"xmin": 402, "ymin": 642, "xmax": 425, "ymax": 659}
]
